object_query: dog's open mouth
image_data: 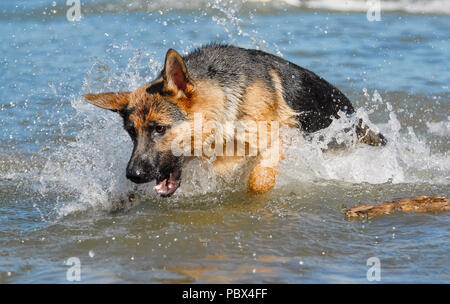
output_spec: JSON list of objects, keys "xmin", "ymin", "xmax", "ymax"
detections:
[{"xmin": 154, "ymin": 169, "xmax": 181, "ymax": 197}]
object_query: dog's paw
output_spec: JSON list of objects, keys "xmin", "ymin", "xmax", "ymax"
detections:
[{"xmin": 247, "ymin": 166, "xmax": 278, "ymax": 194}]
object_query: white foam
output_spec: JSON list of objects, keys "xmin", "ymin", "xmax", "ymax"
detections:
[
  {"xmin": 299, "ymin": 0, "xmax": 450, "ymax": 15},
  {"xmin": 88, "ymin": 0, "xmax": 450, "ymax": 15},
  {"xmin": 257, "ymin": 0, "xmax": 450, "ymax": 15},
  {"xmin": 426, "ymin": 118, "xmax": 450, "ymax": 137}
]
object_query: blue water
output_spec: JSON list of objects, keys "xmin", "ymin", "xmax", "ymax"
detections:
[{"xmin": 0, "ymin": 0, "xmax": 449, "ymax": 283}]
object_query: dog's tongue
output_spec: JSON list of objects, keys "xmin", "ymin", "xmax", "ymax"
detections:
[{"xmin": 154, "ymin": 172, "xmax": 180, "ymax": 196}]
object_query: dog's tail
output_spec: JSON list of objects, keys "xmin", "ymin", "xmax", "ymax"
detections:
[{"xmin": 354, "ymin": 119, "xmax": 387, "ymax": 146}]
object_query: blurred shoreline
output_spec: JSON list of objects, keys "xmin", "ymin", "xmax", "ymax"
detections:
[{"xmin": 2, "ymin": 0, "xmax": 450, "ymax": 19}]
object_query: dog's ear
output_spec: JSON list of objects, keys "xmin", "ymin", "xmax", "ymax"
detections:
[
  {"xmin": 83, "ymin": 92, "xmax": 129, "ymax": 112},
  {"xmin": 162, "ymin": 49, "xmax": 195, "ymax": 98}
]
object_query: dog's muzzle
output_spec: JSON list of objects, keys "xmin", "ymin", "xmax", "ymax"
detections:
[{"xmin": 126, "ymin": 167, "xmax": 153, "ymax": 184}]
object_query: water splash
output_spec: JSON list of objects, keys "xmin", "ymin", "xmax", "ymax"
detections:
[
  {"xmin": 32, "ymin": 0, "xmax": 449, "ymax": 218},
  {"xmin": 279, "ymin": 93, "xmax": 449, "ymax": 188},
  {"xmin": 38, "ymin": 55, "xmax": 449, "ymax": 218}
]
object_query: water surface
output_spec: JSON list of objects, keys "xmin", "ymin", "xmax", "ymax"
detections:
[{"xmin": 0, "ymin": 0, "xmax": 449, "ymax": 283}]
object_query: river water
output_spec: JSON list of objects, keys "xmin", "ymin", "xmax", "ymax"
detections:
[{"xmin": 0, "ymin": 0, "xmax": 449, "ymax": 283}]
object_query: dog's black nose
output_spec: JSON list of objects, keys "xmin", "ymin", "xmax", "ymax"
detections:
[{"xmin": 126, "ymin": 168, "xmax": 151, "ymax": 184}]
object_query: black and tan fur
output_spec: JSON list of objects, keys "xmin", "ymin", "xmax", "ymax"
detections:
[{"xmin": 84, "ymin": 44, "xmax": 386, "ymax": 196}]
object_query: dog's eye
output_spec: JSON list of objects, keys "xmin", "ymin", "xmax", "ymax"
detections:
[{"xmin": 155, "ymin": 125, "xmax": 166, "ymax": 134}]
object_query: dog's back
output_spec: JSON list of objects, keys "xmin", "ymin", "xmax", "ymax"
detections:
[{"xmin": 184, "ymin": 44, "xmax": 355, "ymax": 133}]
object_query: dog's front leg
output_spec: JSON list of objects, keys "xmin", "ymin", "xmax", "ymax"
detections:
[
  {"xmin": 247, "ymin": 135, "xmax": 282, "ymax": 195},
  {"xmin": 247, "ymin": 164, "xmax": 279, "ymax": 194}
]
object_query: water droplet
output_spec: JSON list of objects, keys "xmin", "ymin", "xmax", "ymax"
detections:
[{"xmin": 89, "ymin": 250, "xmax": 95, "ymax": 258}]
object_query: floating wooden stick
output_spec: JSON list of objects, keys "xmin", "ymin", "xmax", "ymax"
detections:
[{"xmin": 345, "ymin": 196, "xmax": 449, "ymax": 219}]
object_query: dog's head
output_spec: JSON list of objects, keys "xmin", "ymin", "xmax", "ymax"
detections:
[{"xmin": 83, "ymin": 49, "xmax": 195, "ymax": 196}]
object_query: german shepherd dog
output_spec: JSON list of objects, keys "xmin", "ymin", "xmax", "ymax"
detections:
[{"xmin": 84, "ymin": 44, "xmax": 386, "ymax": 197}]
